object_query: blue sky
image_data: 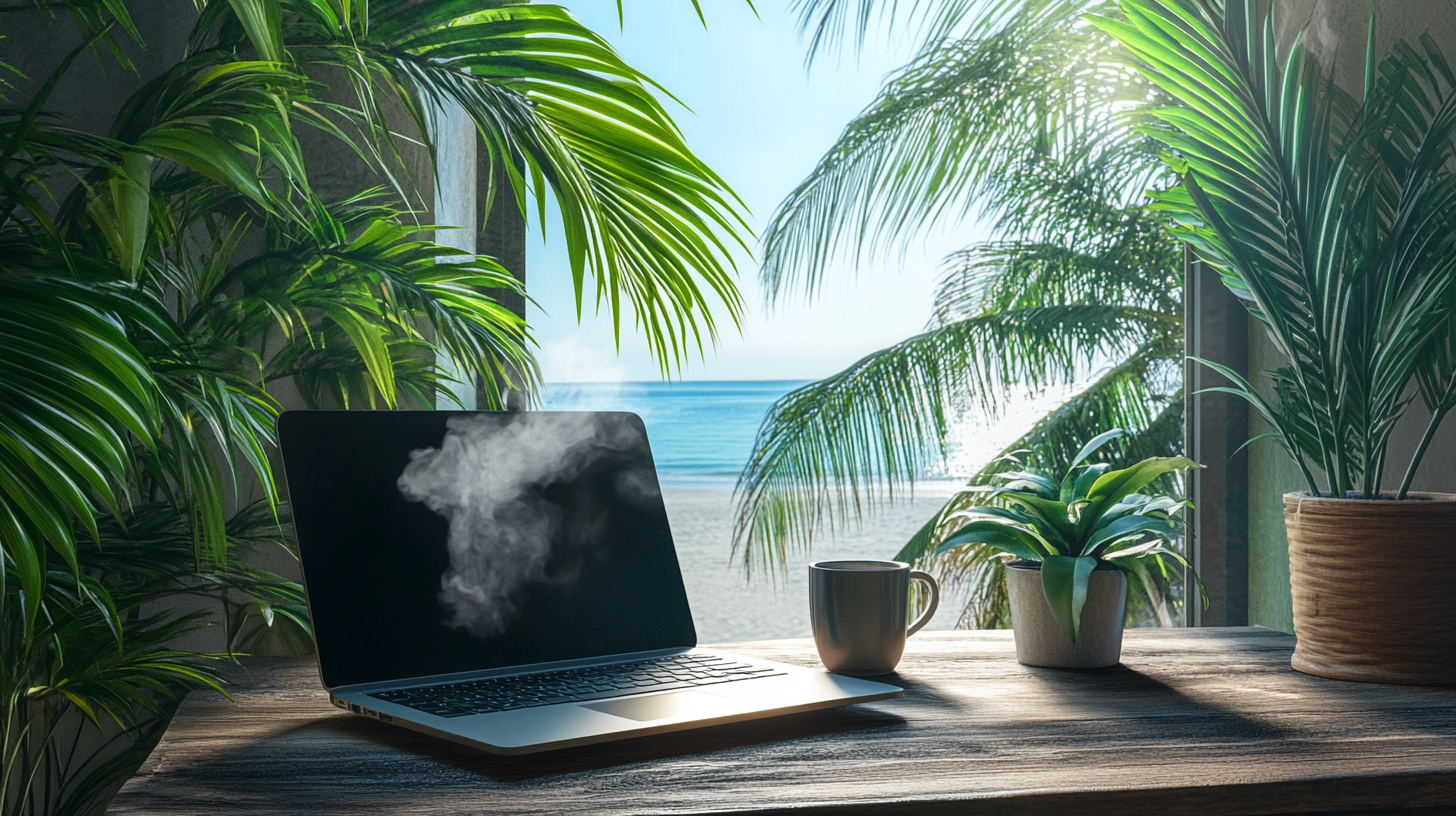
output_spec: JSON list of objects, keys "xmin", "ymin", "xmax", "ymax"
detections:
[{"xmin": 527, "ymin": 0, "xmax": 985, "ymax": 383}]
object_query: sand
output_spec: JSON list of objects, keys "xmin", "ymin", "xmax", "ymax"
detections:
[{"xmin": 661, "ymin": 482, "xmax": 969, "ymax": 644}]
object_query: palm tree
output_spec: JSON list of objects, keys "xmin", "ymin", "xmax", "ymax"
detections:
[
  {"xmin": 732, "ymin": 0, "xmax": 1186, "ymax": 626},
  {"xmin": 1, "ymin": 2, "xmax": 749, "ymax": 812}
]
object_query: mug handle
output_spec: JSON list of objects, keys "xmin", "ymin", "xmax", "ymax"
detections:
[{"xmin": 906, "ymin": 570, "xmax": 940, "ymax": 637}]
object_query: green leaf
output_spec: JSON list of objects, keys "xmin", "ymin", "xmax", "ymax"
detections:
[
  {"xmin": 1082, "ymin": 513, "xmax": 1180, "ymax": 558},
  {"xmin": 1068, "ymin": 462, "xmax": 1111, "ymax": 504},
  {"xmin": 1082, "ymin": 456, "xmax": 1198, "ymax": 528},
  {"xmin": 311, "ymin": 301, "xmax": 397, "ymax": 409},
  {"xmin": 1068, "ymin": 428, "xmax": 1127, "ymax": 472},
  {"xmin": 1040, "ymin": 555, "xmax": 1098, "ymax": 646},
  {"xmin": 85, "ymin": 151, "xmax": 153, "ymax": 278},
  {"xmin": 0, "ymin": 277, "xmax": 158, "ymax": 640},
  {"xmin": 226, "ymin": 0, "xmax": 285, "ymax": 62},
  {"xmin": 276, "ymin": 0, "xmax": 750, "ymax": 374},
  {"xmin": 1001, "ymin": 493, "xmax": 1075, "ymax": 553},
  {"xmin": 999, "ymin": 470, "xmax": 1060, "ymax": 499},
  {"xmin": 934, "ymin": 520, "xmax": 1051, "ymax": 562}
]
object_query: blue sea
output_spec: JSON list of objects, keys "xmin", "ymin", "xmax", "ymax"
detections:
[
  {"xmin": 544, "ymin": 380, "xmax": 803, "ymax": 484},
  {"xmin": 543, "ymin": 381, "xmax": 967, "ymax": 642}
]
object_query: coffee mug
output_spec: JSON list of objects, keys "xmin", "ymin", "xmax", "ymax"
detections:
[{"xmin": 809, "ymin": 560, "xmax": 940, "ymax": 675}]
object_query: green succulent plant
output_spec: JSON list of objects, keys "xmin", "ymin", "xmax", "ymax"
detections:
[{"xmin": 923, "ymin": 430, "xmax": 1201, "ymax": 645}]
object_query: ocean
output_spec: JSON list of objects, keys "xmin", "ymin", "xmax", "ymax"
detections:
[{"xmin": 544, "ymin": 381, "xmax": 968, "ymax": 643}]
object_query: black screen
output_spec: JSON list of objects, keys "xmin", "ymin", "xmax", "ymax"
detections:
[{"xmin": 278, "ymin": 410, "xmax": 697, "ymax": 689}]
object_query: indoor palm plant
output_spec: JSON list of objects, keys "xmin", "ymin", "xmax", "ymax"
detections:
[
  {"xmin": 1, "ymin": 1, "xmax": 747, "ymax": 812},
  {"xmin": 902, "ymin": 430, "xmax": 1197, "ymax": 668},
  {"xmin": 1098, "ymin": 0, "xmax": 1456, "ymax": 683}
]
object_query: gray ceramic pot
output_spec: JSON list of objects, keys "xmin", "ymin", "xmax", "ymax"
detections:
[{"xmin": 1006, "ymin": 562, "xmax": 1127, "ymax": 668}]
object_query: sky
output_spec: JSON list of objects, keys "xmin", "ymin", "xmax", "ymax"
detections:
[{"xmin": 527, "ymin": 0, "xmax": 986, "ymax": 383}]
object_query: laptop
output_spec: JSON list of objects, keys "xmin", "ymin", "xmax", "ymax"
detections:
[{"xmin": 277, "ymin": 409, "xmax": 901, "ymax": 755}]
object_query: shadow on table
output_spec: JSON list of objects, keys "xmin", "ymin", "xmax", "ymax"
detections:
[
  {"xmin": 1020, "ymin": 665, "xmax": 1303, "ymax": 743},
  {"xmin": 312, "ymin": 703, "xmax": 906, "ymax": 783},
  {"xmin": 872, "ymin": 670, "xmax": 962, "ymax": 711},
  {"xmin": 1050, "ymin": 662, "xmax": 1456, "ymax": 737},
  {"xmin": 1256, "ymin": 668, "xmax": 1456, "ymax": 738}
]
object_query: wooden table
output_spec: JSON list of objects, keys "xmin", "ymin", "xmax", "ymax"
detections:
[{"xmin": 111, "ymin": 628, "xmax": 1456, "ymax": 815}]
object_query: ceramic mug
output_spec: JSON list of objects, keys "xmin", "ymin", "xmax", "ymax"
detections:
[{"xmin": 809, "ymin": 560, "xmax": 940, "ymax": 675}]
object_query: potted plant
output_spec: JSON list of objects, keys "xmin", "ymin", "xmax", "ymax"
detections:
[
  {"xmin": 1099, "ymin": 2, "xmax": 1456, "ymax": 683},
  {"xmin": 927, "ymin": 430, "xmax": 1199, "ymax": 668}
]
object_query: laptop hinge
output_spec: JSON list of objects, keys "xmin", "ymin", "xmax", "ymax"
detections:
[{"xmin": 332, "ymin": 646, "xmax": 699, "ymax": 695}]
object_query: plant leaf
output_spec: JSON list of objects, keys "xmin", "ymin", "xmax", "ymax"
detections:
[{"xmin": 1040, "ymin": 554, "xmax": 1098, "ymax": 646}]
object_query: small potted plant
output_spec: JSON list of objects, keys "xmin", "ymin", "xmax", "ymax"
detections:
[{"xmin": 933, "ymin": 430, "xmax": 1201, "ymax": 668}]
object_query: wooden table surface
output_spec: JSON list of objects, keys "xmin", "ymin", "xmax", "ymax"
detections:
[{"xmin": 111, "ymin": 627, "xmax": 1456, "ymax": 815}]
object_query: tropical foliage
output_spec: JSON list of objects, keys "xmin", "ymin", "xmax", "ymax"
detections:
[
  {"xmin": 0, "ymin": 1, "xmax": 746, "ymax": 812},
  {"xmin": 1096, "ymin": 0, "xmax": 1456, "ymax": 500},
  {"xmin": 903, "ymin": 429, "xmax": 1198, "ymax": 645},
  {"xmin": 732, "ymin": 0, "xmax": 1186, "ymax": 626}
]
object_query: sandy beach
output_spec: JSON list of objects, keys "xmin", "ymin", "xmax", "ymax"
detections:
[{"xmin": 661, "ymin": 482, "xmax": 968, "ymax": 644}]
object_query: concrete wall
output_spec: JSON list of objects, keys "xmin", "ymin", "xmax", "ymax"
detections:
[
  {"xmin": 4, "ymin": 4, "xmax": 195, "ymax": 134},
  {"xmin": 1247, "ymin": 0, "xmax": 1456, "ymax": 632}
]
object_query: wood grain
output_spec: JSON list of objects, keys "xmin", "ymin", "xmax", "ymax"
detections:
[{"xmin": 111, "ymin": 628, "xmax": 1456, "ymax": 815}]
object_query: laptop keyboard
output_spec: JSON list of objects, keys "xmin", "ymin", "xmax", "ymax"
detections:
[{"xmin": 367, "ymin": 653, "xmax": 786, "ymax": 718}]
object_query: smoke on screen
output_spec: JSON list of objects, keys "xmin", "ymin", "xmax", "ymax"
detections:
[{"xmin": 397, "ymin": 414, "xmax": 653, "ymax": 638}]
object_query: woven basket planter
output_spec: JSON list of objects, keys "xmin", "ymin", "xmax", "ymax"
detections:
[{"xmin": 1284, "ymin": 492, "xmax": 1456, "ymax": 685}]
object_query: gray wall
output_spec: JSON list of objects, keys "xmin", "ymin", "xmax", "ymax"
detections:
[
  {"xmin": 4, "ymin": 4, "xmax": 194, "ymax": 134},
  {"xmin": 1247, "ymin": 0, "xmax": 1456, "ymax": 632}
]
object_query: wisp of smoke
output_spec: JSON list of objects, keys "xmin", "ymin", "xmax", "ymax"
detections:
[{"xmin": 397, "ymin": 414, "xmax": 648, "ymax": 639}]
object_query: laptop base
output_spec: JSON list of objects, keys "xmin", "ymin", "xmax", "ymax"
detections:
[{"xmin": 331, "ymin": 653, "xmax": 901, "ymax": 755}]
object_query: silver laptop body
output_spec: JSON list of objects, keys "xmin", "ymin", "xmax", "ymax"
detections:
[{"xmin": 278, "ymin": 410, "xmax": 900, "ymax": 755}]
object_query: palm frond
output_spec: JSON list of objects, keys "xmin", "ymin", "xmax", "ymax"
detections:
[
  {"xmin": 1, "ymin": 560, "xmax": 227, "ymax": 816},
  {"xmin": 731, "ymin": 303, "xmax": 1167, "ymax": 573},
  {"xmin": 215, "ymin": 201, "xmax": 539, "ymax": 409},
  {"xmin": 85, "ymin": 499, "xmax": 308, "ymax": 656},
  {"xmin": 0, "ymin": 276, "xmax": 158, "ymax": 638},
  {"xmin": 101, "ymin": 54, "xmax": 316, "ymax": 215},
  {"xmin": 932, "ymin": 194, "xmax": 1179, "ymax": 324},
  {"xmin": 231, "ymin": 0, "xmax": 753, "ymax": 373},
  {"xmin": 987, "ymin": 348, "xmax": 1179, "ymax": 478},
  {"xmin": 761, "ymin": 0, "xmax": 1147, "ymax": 302},
  {"xmin": 791, "ymin": 0, "xmax": 1086, "ymax": 67}
]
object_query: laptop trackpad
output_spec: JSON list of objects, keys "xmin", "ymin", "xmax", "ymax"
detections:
[{"xmin": 583, "ymin": 691, "xmax": 739, "ymax": 722}]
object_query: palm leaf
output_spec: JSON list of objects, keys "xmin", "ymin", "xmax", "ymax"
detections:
[
  {"xmin": 732, "ymin": 301, "xmax": 1167, "ymax": 573},
  {"xmin": 791, "ymin": 0, "xmax": 1084, "ymax": 67},
  {"xmin": 1097, "ymin": 0, "xmax": 1456, "ymax": 496},
  {"xmin": 222, "ymin": 0, "xmax": 753, "ymax": 373},
  {"xmin": 0, "ymin": 276, "xmax": 158, "ymax": 638},
  {"xmin": 762, "ymin": 0, "xmax": 1153, "ymax": 301}
]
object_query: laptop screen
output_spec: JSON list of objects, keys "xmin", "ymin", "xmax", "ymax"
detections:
[{"xmin": 278, "ymin": 410, "xmax": 697, "ymax": 689}]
